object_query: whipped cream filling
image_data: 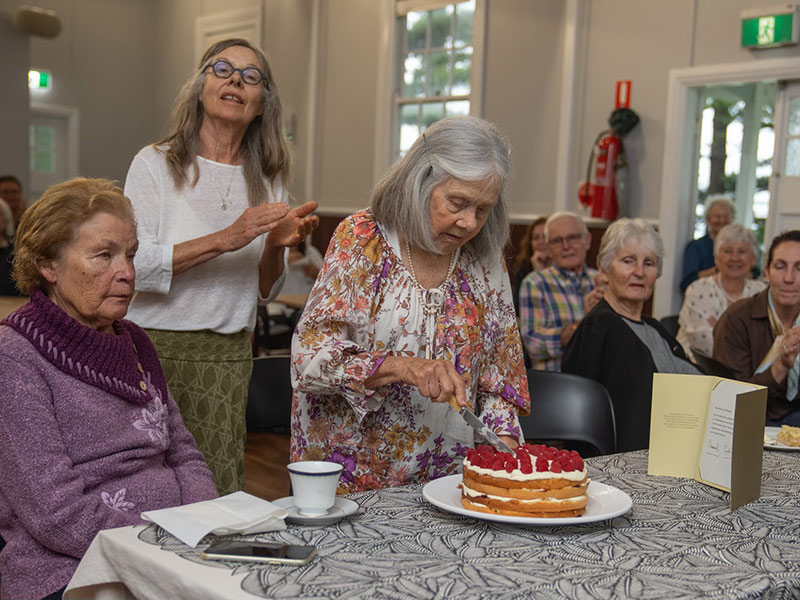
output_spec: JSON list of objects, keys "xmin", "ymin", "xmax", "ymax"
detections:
[
  {"xmin": 462, "ymin": 483, "xmax": 587, "ymax": 504},
  {"xmin": 464, "ymin": 457, "xmax": 587, "ymax": 482}
]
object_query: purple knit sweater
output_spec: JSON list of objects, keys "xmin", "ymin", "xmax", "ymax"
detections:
[{"xmin": 0, "ymin": 291, "xmax": 218, "ymax": 600}]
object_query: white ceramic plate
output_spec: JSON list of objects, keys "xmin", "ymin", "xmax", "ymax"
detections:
[
  {"xmin": 422, "ymin": 474, "xmax": 632, "ymax": 526},
  {"xmin": 273, "ymin": 496, "xmax": 359, "ymax": 526},
  {"xmin": 764, "ymin": 426, "xmax": 800, "ymax": 451}
]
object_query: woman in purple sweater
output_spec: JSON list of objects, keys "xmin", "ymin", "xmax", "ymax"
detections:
[{"xmin": 0, "ymin": 178, "xmax": 218, "ymax": 600}]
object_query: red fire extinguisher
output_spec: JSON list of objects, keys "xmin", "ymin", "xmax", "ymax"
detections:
[{"xmin": 579, "ymin": 107, "xmax": 639, "ymax": 220}]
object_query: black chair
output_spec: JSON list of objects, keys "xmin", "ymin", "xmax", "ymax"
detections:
[
  {"xmin": 520, "ymin": 369, "xmax": 617, "ymax": 457},
  {"xmin": 692, "ymin": 353, "xmax": 736, "ymax": 379},
  {"xmin": 659, "ymin": 315, "xmax": 680, "ymax": 338},
  {"xmin": 246, "ymin": 355, "xmax": 292, "ymax": 432}
]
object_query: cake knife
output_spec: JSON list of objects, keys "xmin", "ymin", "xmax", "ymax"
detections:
[{"xmin": 457, "ymin": 406, "xmax": 514, "ymax": 454}]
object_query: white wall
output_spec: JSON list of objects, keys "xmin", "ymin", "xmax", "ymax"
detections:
[
  {"xmin": 0, "ymin": 15, "xmax": 30, "ymax": 190},
  {"xmin": 26, "ymin": 0, "xmax": 159, "ymax": 183},
  {"xmin": 482, "ymin": 0, "xmax": 566, "ymax": 219}
]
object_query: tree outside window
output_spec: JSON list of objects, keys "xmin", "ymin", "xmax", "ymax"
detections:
[{"xmin": 395, "ymin": 1, "xmax": 475, "ymax": 158}]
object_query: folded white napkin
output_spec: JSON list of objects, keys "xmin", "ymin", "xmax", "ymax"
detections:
[{"xmin": 141, "ymin": 491, "xmax": 288, "ymax": 548}]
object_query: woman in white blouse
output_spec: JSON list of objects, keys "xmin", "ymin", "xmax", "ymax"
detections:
[
  {"xmin": 124, "ymin": 39, "xmax": 317, "ymax": 495},
  {"xmin": 677, "ymin": 223, "xmax": 766, "ymax": 361}
]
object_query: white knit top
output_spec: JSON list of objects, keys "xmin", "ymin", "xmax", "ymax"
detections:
[{"xmin": 124, "ymin": 145, "xmax": 287, "ymax": 334}]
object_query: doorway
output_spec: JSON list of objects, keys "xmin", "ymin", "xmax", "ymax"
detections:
[
  {"xmin": 687, "ymin": 81, "xmax": 776, "ymax": 254},
  {"xmin": 656, "ymin": 57, "xmax": 800, "ymax": 317},
  {"xmin": 28, "ymin": 103, "xmax": 79, "ymax": 204}
]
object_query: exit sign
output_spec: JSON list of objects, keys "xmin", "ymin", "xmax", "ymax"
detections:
[{"xmin": 741, "ymin": 5, "xmax": 800, "ymax": 48}]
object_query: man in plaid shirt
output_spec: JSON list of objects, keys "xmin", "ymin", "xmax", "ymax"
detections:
[{"xmin": 519, "ymin": 211, "xmax": 604, "ymax": 371}]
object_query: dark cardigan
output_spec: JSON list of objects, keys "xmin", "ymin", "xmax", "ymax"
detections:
[{"xmin": 561, "ymin": 298, "xmax": 692, "ymax": 452}]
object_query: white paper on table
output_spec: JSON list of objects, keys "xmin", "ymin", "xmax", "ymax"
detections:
[
  {"xmin": 141, "ymin": 491, "xmax": 287, "ymax": 548},
  {"xmin": 697, "ymin": 379, "xmax": 756, "ymax": 490}
]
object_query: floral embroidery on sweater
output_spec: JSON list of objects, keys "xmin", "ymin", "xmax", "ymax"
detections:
[
  {"xmin": 133, "ymin": 373, "xmax": 169, "ymax": 449},
  {"xmin": 101, "ymin": 488, "xmax": 136, "ymax": 512}
]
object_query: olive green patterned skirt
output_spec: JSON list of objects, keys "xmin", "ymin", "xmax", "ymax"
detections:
[{"xmin": 145, "ymin": 328, "xmax": 252, "ymax": 496}]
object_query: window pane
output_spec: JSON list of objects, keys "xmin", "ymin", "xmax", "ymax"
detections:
[
  {"xmin": 785, "ymin": 137, "xmax": 800, "ymax": 176},
  {"xmin": 452, "ymin": 46, "xmax": 472, "ymax": 95},
  {"xmin": 454, "ymin": 1, "xmax": 474, "ymax": 47},
  {"xmin": 399, "ymin": 104, "xmax": 421, "ymax": 154},
  {"xmin": 406, "ymin": 11, "xmax": 427, "ymax": 52},
  {"xmin": 789, "ymin": 96, "xmax": 800, "ymax": 135},
  {"xmin": 445, "ymin": 100, "xmax": 469, "ymax": 117},
  {"xmin": 403, "ymin": 53, "xmax": 426, "ymax": 98},
  {"xmin": 430, "ymin": 6, "xmax": 453, "ymax": 49},
  {"xmin": 422, "ymin": 103, "xmax": 445, "ymax": 129},
  {"xmin": 428, "ymin": 50, "xmax": 450, "ymax": 96}
]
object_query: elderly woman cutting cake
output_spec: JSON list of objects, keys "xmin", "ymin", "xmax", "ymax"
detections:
[
  {"xmin": 291, "ymin": 116, "xmax": 530, "ymax": 492},
  {"xmin": 0, "ymin": 179, "xmax": 217, "ymax": 600}
]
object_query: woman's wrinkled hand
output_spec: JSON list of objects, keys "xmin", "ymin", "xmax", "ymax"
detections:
[
  {"xmin": 401, "ymin": 357, "xmax": 467, "ymax": 406},
  {"xmin": 223, "ymin": 202, "xmax": 290, "ymax": 252},
  {"xmin": 367, "ymin": 356, "xmax": 467, "ymax": 407},
  {"xmin": 267, "ymin": 201, "xmax": 320, "ymax": 249}
]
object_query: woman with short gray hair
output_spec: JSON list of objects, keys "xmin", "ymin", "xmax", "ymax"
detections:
[
  {"xmin": 291, "ymin": 116, "xmax": 529, "ymax": 492},
  {"xmin": 563, "ymin": 218, "xmax": 699, "ymax": 452},
  {"xmin": 677, "ymin": 223, "xmax": 765, "ymax": 361}
]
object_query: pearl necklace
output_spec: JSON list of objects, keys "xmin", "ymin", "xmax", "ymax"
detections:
[
  {"xmin": 405, "ymin": 239, "xmax": 458, "ymax": 359},
  {"xmin": 715, "ymin": 273, "xmax": 741, "ymax": 305}
]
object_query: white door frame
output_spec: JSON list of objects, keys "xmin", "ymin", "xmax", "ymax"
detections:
[
  {"xmin": 655, "ymin": 56, "xmax": 800, "ymax": 318},
  {"xmin": 29, "ymin": 102, "xmax": 80, "ymax": 178}
]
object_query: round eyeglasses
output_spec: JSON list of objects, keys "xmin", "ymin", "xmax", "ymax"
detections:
[{"xmin": 205, "ymin": 59, "xmax": 268, "ymax": 87}]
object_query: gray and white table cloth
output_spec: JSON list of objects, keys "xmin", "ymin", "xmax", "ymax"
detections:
[{"xmin": 66, "ymin": 449, "xmax": 800, "ymax": 600}]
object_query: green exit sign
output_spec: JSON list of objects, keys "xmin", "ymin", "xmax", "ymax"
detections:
[{"xmin": 741, "ymin": 7, "xmax": 799, "ymax": 48}]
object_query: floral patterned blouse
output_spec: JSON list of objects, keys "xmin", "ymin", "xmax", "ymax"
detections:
[{"xmin": 291, "ymin": 209, "xmax": 530, "ymax": 493}]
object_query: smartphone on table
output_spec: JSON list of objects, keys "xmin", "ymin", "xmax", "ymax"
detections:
[{"xmin": 201, "ymin": 540, "xmax": 317, "ymax": 565}]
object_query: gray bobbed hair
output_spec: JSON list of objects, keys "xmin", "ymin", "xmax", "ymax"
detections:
[
  {"xmin": 713, "ymin": 223, "xmax": 758, "ymax": 258},
  {"xmin": 371, "ymin": 116, "xmax": 512, "ymax": 262},
  {"xmin": 597, "ymin": 218, "xmax": 664, "ymax": 277}
]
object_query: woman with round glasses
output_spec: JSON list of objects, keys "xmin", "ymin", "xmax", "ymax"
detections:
[{"xmin": 123, "ymin": 38, "xmax": 318, "ymax": 495}]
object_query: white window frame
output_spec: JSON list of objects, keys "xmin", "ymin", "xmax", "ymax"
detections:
[{"xmin": 373, "ymin": 0, "xmax": 486, "ymax": 183}]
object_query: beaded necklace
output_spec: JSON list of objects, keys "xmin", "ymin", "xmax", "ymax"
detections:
[
  {"xmin": 715, "ymin": 273, "xmax": 742, "ymax": 305},
  {"xmin": 405, "ymin": 239, "xmax": 458, "ymax": 359}
]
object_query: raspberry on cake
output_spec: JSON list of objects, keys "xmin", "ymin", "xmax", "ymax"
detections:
[{"xmin": 461, "ymin": 444, "xmax": 589, "ymax": 518}]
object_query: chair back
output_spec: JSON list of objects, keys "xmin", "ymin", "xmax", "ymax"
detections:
[
  {"xmin": 246, "ymin": 355, "xmax": 292, "ymax": 432},
  {"xmin": 659, "ymin": 315, "xmax": 679, "ymax": 338},
  {"xmin": 520, "ymin": 369, "xmax": 617, "ymax": 457},
  {"xmin": 692, "ymin": 353, "xmax": 736, "ymax": 379}
]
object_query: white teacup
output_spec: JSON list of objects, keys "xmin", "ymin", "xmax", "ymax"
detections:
[{"xmin": 287, "ymin": 461, "xmax": 344, "ymax": 516}]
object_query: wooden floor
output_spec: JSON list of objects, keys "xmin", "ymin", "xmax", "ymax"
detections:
[{"xmin": 244, "ymin": 432, "xmax": 292, "ymax": 501}]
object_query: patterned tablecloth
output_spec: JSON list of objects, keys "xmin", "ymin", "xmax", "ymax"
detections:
[{"xmin": 66, "ymin": 449, "xmax": 800, "ymax": 600}]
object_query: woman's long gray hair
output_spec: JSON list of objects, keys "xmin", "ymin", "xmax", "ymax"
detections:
[
  {"xmin": 155, "ymin": 38, "xmax": 292, "ymax": 206},
  {"xmin": 371, "ymin": 116, "xmax": 512, "ymax": 262}
]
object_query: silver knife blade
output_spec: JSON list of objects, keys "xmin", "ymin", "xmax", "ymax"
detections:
[{"xmin": 458, "ymin": 407, "xmax": 514, "ymax": 454}]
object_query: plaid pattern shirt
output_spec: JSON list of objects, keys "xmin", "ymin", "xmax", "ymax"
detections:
[{"xmin": 519, "ymin": 264, "xmax": 599, "ymax": 371}]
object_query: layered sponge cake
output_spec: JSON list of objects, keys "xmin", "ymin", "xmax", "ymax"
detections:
[{"xmin": 461, "ymin": 444, "xmax": 589, "ymax": 518}]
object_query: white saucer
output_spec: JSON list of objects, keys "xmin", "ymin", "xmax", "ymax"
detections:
[{"xmin": 273, "ymin": 496, "xmax": 359, "ymax": 525}]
